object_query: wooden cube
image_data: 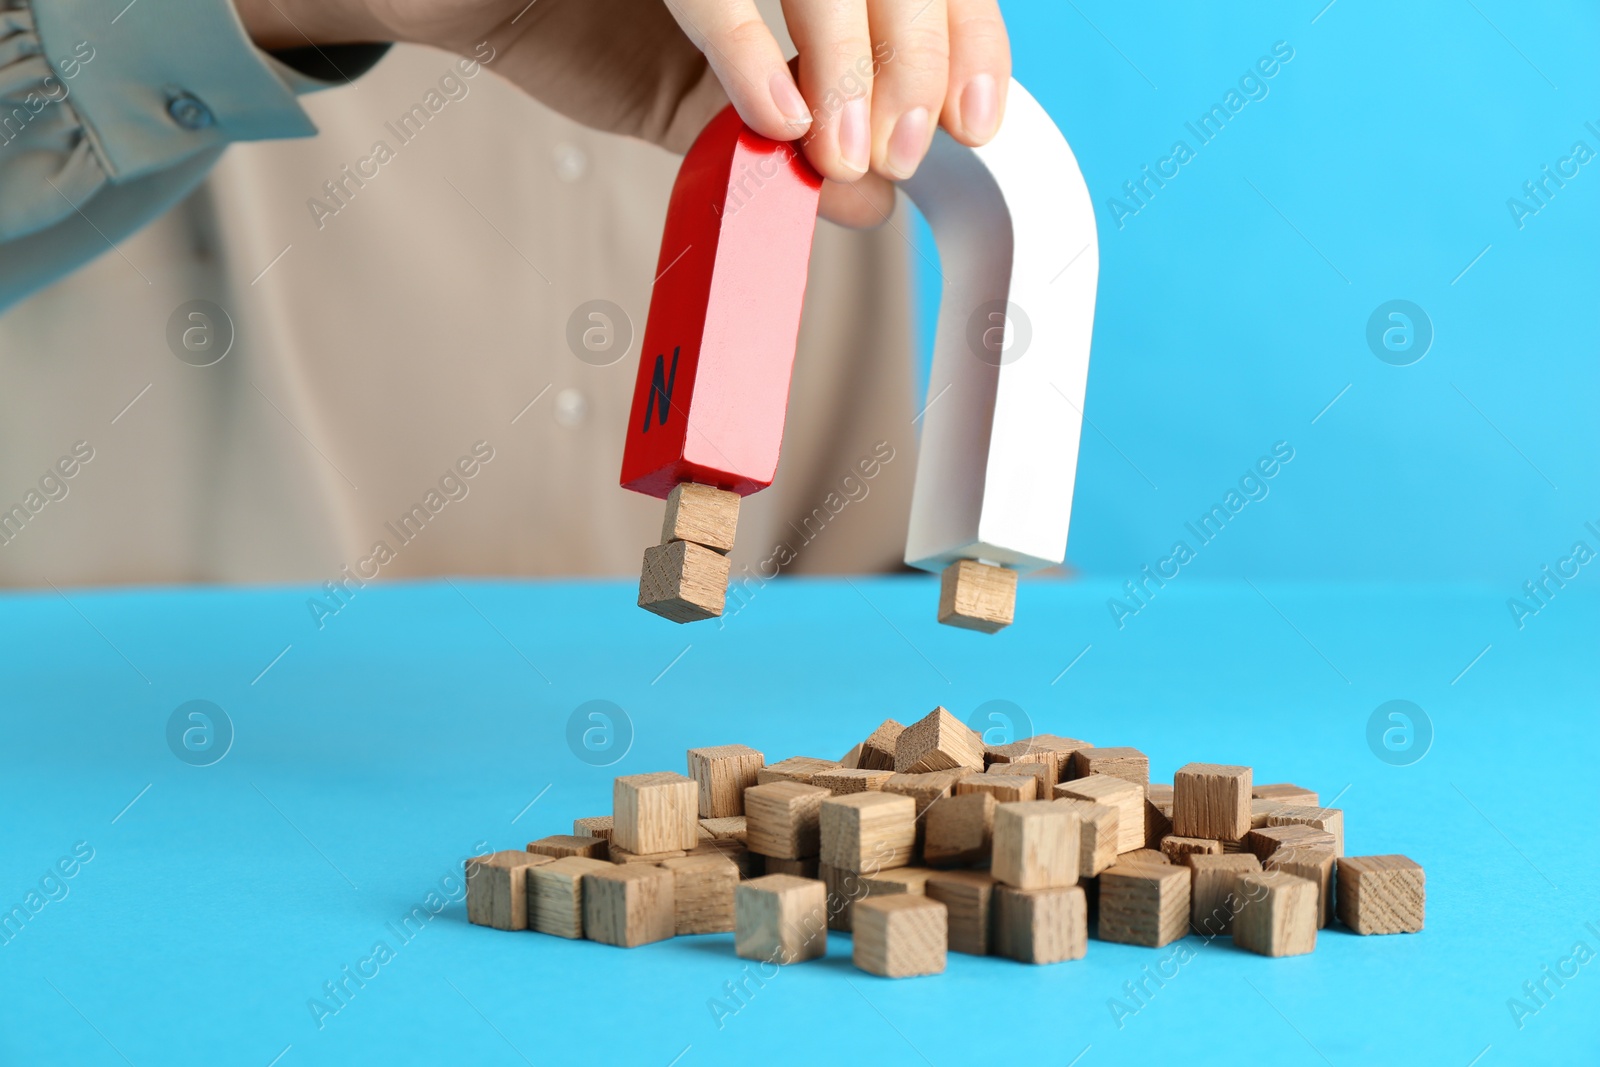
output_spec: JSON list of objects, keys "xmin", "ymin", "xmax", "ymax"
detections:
[
  {"xmin": 894, "ymin": 706, "xmax": 985, "ymax": 774},
  {"xmin": 687, "ymin": 744, "xmax": 765, "ymax": 818},
  {"xmin": 756, "ymin": 756, "xmax": 840, "ymax": 786},
  {"xmin": 1266, "ymin": 846, "xmax": 1335, "ymax": 929},
  {"xmin": 1245, "ymin": 824, "xmax": 1336, "ymax": 863},
  {"xmin": 1145, "ymin": 783, "xmax": 1174, "ymax": 849},
  {"xmin": 1234, "ymin": 870, "xmax": 1318, "ymax": 957},
  {"xmin": 661, "ymin": 482, "xmax": 739, "ymax": 551},
  {"xmin": 857, "ymin": 719, "xmax": 906, "ymax": 771},
  {"xmin": 1117, "ymin": 848, "xmax": 1172, "ymax": 867},
  {"xmin": 735, "ymin": 874, "xmax": 828, "ymax": 963},
  {"xmin": 820, "ymin": 793, "xmax": 916, "ymax": 872},
  {"xmin": 1068, "ymin": 746, "xmax": 1149, "ymax": 787},
  {"xmin": 1336, "ymin": 855, "xmax": 1425, "ymax": 935},
  {"xmin": 706, "ymin": 840, "xmax": 761, "ymax": 879},
  {"xmin": 992, "ymin": 800, "xmax": 1080, "ymax": 889},
  {"xmin": 995, "ymin": 884, "xmax": 1088, "ymax": 964},
  {"xmin": 607, "ymin": 844, "xmax": 688, "ymax": 865},
  {"xmin": 573, "ymin": 816, "xmax": 613, "ymax": 841},
  {"xmin": 1160, "ymin": 835, "xmax": 1222, "ymax": 864},
  {"xmin": 1172, "ymin": 762, "xmax": 1252, "ymax": 842},
  {"xmin": 762, "ymin": 855, "xmax": 820, "ymax": 878},
  {"xmin": 1055, "ymin": 774, "xmax": 1143, "ymax": 853},
  {"xmin": 582, "ymin": 864, "xmax": 676, "ymax": 947},
  {"xmin": 699, "ymin": 816, "xmax": 747, "ymax": 841},
  {"xmin": 1250, "ymin": 798, "xmax": 1283, "ymax": 828},
  {"xmin": 986, "ymin": 734, "xmax": 1092, "ymax": 782},
  {"xmin": 819, "ymin": 862, "xmax": 869, "ymax": 931},
  {"xmin": 924, "ymin": 870, "xmax": 997, "ymax": 955},
  {"xmin": 1265, "ymin": 805, "xmax": 1345, "ymax": 856},
  {"xmin": 882, "ymin": 770, "xmax": 965, "ymax": 816},
  {"xmin": 812, "ymin": 768, "xmax": 896, "ymax": 795},
  {"xmin": 614, "ymin": 771, "xmax": 699, "ymax": 854},
  {"xmin": 744, "ymin": 781, "xmax": 829, "ymax": 859},
  {"xmin": 527, "ymin": 834, "xmax": 609, "ymax": 861},
  {"xmin": 956, "ymin": 773, "xmax": 1037, "ymax": 803},
  {"xmin": 923, "ymin": 792, "xmax": 996, "ymax": 867},
  {"xmin": 1053, "ymin": 798, "xmax": 1118, "ymax": 876},
  {"xmin": 1187, "ymin": 853, "xmax": 1261, "ymax": 937},
  {"xmin": 1253, "ymin": 783, "xmax": 1318, "ymax": 806},
  {"xmin": 938, "ymin": 558, "xmax": 1017, "ymax": 632},
  {"xmin": 638, "ymin": 539, "xmax": 729, "ymax": 622},
  {"xmin": 466, "ymin": 850, "xmax": 551, "ymax": 930},
  {"xmin": 659, "ymin": 853, "xmax": 738, "ymax": 935},
  {"xmin": 853, "ymin": 896, "xmax": 948, "ymax": 978},
  {"xmin": 1098, "ymin": 863, "xmax": 1189, "ymax": 947},
  {"xmin": 860, "ymin": 867, "xmax": 934, "ymax": 898},
  {"xmin": 987, "ymin": 760, "xmax": 1053, "ymax": 796},
  {"xmin": 838, "ymin": 743, "xmax": 863, "ymax": 769},
  {"xmin": 530, "ymin": 856, "xmax": 613, "ymax": 938}
]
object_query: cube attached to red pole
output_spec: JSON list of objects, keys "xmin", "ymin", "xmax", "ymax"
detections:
[{"xmin": 621, "ymin": 105, "xmax": 823, "ymax": 622}]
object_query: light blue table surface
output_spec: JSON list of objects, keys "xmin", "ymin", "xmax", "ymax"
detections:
[{"xmin": 1, "ymin": 576, "xmax": 1594, "ymax": 1066}]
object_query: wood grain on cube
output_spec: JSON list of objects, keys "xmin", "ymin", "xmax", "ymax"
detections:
[
  {"xmin": 924, "ymin": 870, "xmax": 997, "ymax": 955},
  {"xmin": 957, "ymin": 773, "xmax": 1037, "ymax": 803},
  {"xmin": 1244, "ymin": 824, "xmax": 1336, "ymax": 863},
  {"xmin": 756, "ymin": 756, "xmax": 840, "ymax": 786},
  {"xmin": 573, "ymin": 816, "xmax": 613, "ymax": 840},
  {"xmin": 661, "ymin": 482, "xmax": 740, "ymax": 552},
  {"xmin": 607, "ymin": 844, "xmax": 689, "ymax": 865},
  {"xmin": 1055, "ymin": 774, "xmax": 1144, "ymax": 854},
  {"xmin": 894, "ymin": 706, "xmax": 985, "ymax": 774},
  {"xmin": 466, "ymin": 851, "xmax": 551, "ymax": 930},
  {"xmin": 923, "ymin": 792, "xmax": 997, "ymax": 867},
  {"xmin": 860, "ymin": 867, "xmax": 934, "ymax": 898},
  {"xmin": 638, "ymin": 539, "xmax": 729, "ymax": 623},
  {"xmin": 1172, "ymin": 762, "xmax": 1252, "ymax": 842},
  {"xmin": 1265, "ymin": 805, "xmax": 1345, "ymax": 857},
  {"xmin": 986, "ymin": 734, "xmax": 1091, "ymax": 783},
  {"xmin": 1145, "ymin": 783, "xmax": 1175, "ymax": 849},
  {"xmin": 857, "ymin": 719, "xmax": 906, "ymax": 771},
  {"xmin": 812, "ymin": 768, "xmax": 896, "ymax": 795},
  {"xmin": 582, "ymin": 864, "xmax": 676, "ymax": 947},
  {"xmin": 527, "ymin": 835, "xmax": 609, "ymax": 861},
  {"xmin": 1160, "ymin": 835, "xmax": 1222, "ymax": 865},
  {"xmin": 735, "ymin": 874, "xmax": 828, "ymax": 963},
  {"xmin": 1187, "ymin": 853, "xmax": 1261, "ymax": 937},
  {"xmin": 995, "ymin": 884, "xmax": 1087, "ymax": 964},
  {"xmin": 853, "ymin": 896, "xmax": 948, "ymax": 977},
  {"xmin": 531, "ymin": 856, "xmax": 612, "ymax": 938},
  {"xmin": 1337, "ymin": 854, "xmax": 1424, "ymax": 935},
  {"xmin": 986, "ymin": 760, "xmax": 1053, "ymax": 797},
  {"xmin": 937, "ymin": 558, "xmax": 1017, "ymax": 633},
  {"xmin": 839, "ymin": 743, "xmax": 863, "ymax": 769},
  {"xmin": 882, "ymin": 770, "xmax": 965, "ymax": 816},
  {"xmin": 1250, "ymin": 798, "xmax": 1282, "ymax": 829},
  {"xmin": 1068, "ymin": 747, "xmax": 1149, "ymax": 787},
  {"xmin": 1053, "ymin": 798, "xmax": 1119, "ymax": 876},
  {"xmin": 992, "ymin": 801, "xmax": 1080, "ymax": 890},
  {"xmin": 1253, "ymin": 783, "xmax": 1318, "ymax": 806},
  {"xmin": 820, "ymin": 862, "xmax": 867, "ymax": 932},
  {"xmin": 659, "ymin": 853, "xmax": 738, "ymax": 935},
  {"xmin": 1233, "ymin": 870, "xmax": 1317, "ymax": 957},
  {"xmin": 744, "ymin": 781, "xmax": 829, "ymax": 859},
  {"xmin": 687, "ymin": 744, "xmax": 764, "ymax": 818},
  {"xmin": 699, "ymin": 816, "xmax": 747, "ymax": 841},
  {"xmin": 1266, "ymin": 846, "xmax": 1335, "ymax": 929},
  {"xmin": 820, "ymin": 792, "xmax": 916, "ymax": 873},
  {"xmin": 614, "ymin": 771, "xmax": 699, "ymax": 854},
  {"xmin": 1116, "ymin": 848, "xmax": 1172, "ymax": 867},
  {"xmin": 1098, "ymin": 864, "xmax": 1189, "ymax": 948}
]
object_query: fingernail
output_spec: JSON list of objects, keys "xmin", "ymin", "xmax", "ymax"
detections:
[
  {"xmin": 839, "ymin": 96, "xmax": 870, "ymax": 174},
  {"xmin": 885, "ymin": 107, "xmax": 930, "ymax": 179},
  {"xmin": 961, "ymin": 74, "xmax": 1000, "ymax": 142},
  {"xmin": 769, "ymin": 71, "xmax": 812, "ymax": 128}
]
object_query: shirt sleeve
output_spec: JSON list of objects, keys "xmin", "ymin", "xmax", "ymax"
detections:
[{"xmin": 0, "ymin": 0, "xmax": 387, "ymax": 311}]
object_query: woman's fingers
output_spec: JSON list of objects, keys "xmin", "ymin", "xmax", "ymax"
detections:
[
  {"xmin": 663, "ymin": 0, "xmax": 814, "ymax": 141},
  {"xmin": 940, "ymin": 0, "xmax": 1009, "ymax": 145},
  {"xmin": 865, "ymin": 0, "xmax": 948, "ymax": 179},
  {"xmin": 818, "ymin": 173, "xmax": 897, "ymax": 228},
  {"xmin": 780, "ymin": 0, "xmax": 876, "ymax": 182}
]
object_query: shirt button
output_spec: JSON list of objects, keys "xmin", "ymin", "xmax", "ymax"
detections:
[{"xmin": 167, "ymin": 91, "xmax": 215, "ymax": 131}]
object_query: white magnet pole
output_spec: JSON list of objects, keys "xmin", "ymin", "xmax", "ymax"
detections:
[{"xmin": 900, "ymin": 79, "xmax": 1098, "ymax": 574}]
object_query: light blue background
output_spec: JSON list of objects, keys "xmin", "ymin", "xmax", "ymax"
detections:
[{"xmin": 914, "ymin": 0, "xmax": 1598, "ymax": 582}]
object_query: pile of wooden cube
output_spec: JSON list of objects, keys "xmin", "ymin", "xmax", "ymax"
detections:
[{"xmin": 466, "ymin": 707, "xmax": 1424, "ymax": 977}]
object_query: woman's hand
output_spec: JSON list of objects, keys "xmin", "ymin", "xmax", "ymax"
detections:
[{"xmin": 236, "ymin": 0, "xmax": 1010, "ymax": 227}]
